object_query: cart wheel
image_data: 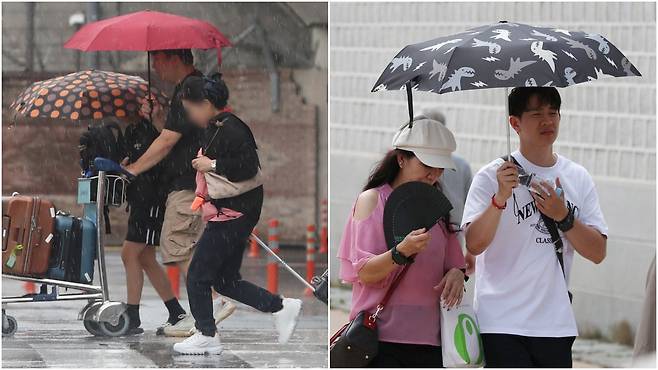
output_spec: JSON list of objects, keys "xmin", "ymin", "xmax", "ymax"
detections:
[
  {"xmin": 3, "ymin": 315, "xmax": 17, "ymax": 336},
  {"xmin": 98, "ymin": 311, "xmax": 130, "ymax": 337},
  {"xmin": 83, "ymin": 320, "xmax": 103, "ymax": 336}
]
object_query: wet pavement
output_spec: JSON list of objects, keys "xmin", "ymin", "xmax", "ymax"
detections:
[
  {"xmin": 330, "ymin": 287, "xmax": 637, "ymax": 368},
  {"xmin": 2, "ymin": 248, "xmax": 328, "ymax": 368}
]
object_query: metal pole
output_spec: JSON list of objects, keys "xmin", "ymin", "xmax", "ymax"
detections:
[
  {"xmin": 251, "ymin": 234, "xmax": 315, "ymax": 291},
  {"xmin": 74, "ymin": 24, "xmax": 82, "ymax": 71},
  {"xmin": 505, "ymin": 87, "xmax": 511, "ymax": 161},
  {"xmin": 95, "ymin": 172, "xmax": 110, "ymax": 301},
  {"xmin": 254, "ymin": 21, "xmax": 280, "ymax": 112},
  {"xmin": 25, "ymin": 3, "xmax": 35, "ymax": 72},
  {"xmin": 85, "ymin": 2, "xmax": 100, "ymax": 69}
]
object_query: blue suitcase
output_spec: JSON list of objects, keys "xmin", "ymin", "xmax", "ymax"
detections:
[{"xmin": 47, "ymin": 213, "xmax": 96, "ymax": 284}]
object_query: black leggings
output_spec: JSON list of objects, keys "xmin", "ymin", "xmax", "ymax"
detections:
[
  {"xmin": 481, "ymin": 333, "xmax": 575, "ymax": 368},
  {"xmin": 187, "ymin": 217, "xmax": 283, "ymax": 336},
  {"xmin": 368, "ymin": 341, "xmax": 443, "ymax": 368}
]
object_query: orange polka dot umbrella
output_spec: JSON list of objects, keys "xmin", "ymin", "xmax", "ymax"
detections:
[{"xmin": 9, "ymin": 70, "xmax": 168, "ymax": 122}]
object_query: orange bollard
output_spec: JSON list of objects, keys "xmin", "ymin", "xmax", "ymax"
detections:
[
  {"xmin": 248, "ymin": 227, "xmax": 260, "ymax": 257},
  {"xmin": 305, "ymin": 224, "xmax": 316, "ymax": 296},
  {"xmin": 23, "ymin": 282, "xmax": 35, "ymax": 294},
  {"xmin": 267, "ymin": 219, "xmax": 280, "ymax": 294},
  {"xmin": 167, "ymin": 265, "xmax": 180, "ymax": 298},
  {"xmin": 319, "ymin": 199, "xmax": 328, "ymax": 254}
]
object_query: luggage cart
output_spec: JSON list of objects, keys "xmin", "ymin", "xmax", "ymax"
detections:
[{"xmin": 2, "ymin": 172, "xmax": 132, "ymax": 337}]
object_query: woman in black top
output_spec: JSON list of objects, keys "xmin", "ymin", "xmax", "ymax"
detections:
[{"xmin": 171, "ymin": 75, "xmax": 302, "ymax": 355}]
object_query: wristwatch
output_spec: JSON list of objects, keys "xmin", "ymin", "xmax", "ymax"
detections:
[
  {"xmin": 210, "ymin": 159, "xmax": 217, "ymax": 171},
  {"xmin": 557, "ymin": 208, "xmax": 575, "ymax": 232},
  {"xmin": 391, "ymin": 245, "xmax": 413, "ymax": 265}
]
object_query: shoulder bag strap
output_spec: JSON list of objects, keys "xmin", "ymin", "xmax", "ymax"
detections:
[
  {"xmin": 502, "ymin": 155, "xmax": 572, "ymax": 302},
  {"xmin": 371, "ymin": 264, "xmax": 411, "ymax": 319}
]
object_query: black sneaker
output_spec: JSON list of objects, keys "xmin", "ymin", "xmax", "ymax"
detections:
[{"xmin": 125, "ymin": 326, "xmax": 144, "ymax": 336}]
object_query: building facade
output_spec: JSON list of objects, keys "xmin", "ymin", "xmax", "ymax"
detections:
[{"xmin": 2, "ymin": 2, "xmax": 328, "ymax": 244}]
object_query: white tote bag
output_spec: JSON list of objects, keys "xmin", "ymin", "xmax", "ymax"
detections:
[{"xmin": 440, "ymin": 303, "xmax": 485, "ymax": 368}]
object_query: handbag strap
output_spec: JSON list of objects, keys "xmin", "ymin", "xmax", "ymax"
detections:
[{"xmin": 372, "ymin": 264, "xmax": 411, "ymax": 319}]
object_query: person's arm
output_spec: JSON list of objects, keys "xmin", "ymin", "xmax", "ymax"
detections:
[
  {"xmin": 349, "ymin": 189, "xmax": 430, "ymax": 285},
  {"xmin": 435, "ymin": 226, "xmax": 466, "ymax": 307},
  {"xmin": 531, "ymin": 178, "xmax": 607, "ymax": 264},
  {"xmin": 562, "ymin": 220, "xmax": 607, "ymax": 264},
  {"xmin": 465, "ymin": 161, "xmax": 519, "ymax": 255},
  {"xmin": 358, "ymin": 228, "xmax": 429, "ymax": 284},
  {"xmin": 125, "ymin": 129, "xmax": 181, "ymax": 176}
]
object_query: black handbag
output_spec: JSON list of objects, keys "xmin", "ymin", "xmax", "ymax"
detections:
[{"xmin": 329, "ymin": 265, "xmax": 410, "ymax": 367}]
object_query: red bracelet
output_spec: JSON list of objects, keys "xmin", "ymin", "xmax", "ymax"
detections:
[{"xmin": 491, "ymin": 194, "xmax": 506, "ymax": 210}]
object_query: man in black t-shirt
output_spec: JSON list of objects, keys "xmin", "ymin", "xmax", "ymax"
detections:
[{"xmin": 125, "ymin": 49, "xmax": 235, "ymax": 337}]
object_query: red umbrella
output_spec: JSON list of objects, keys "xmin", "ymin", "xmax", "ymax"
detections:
[
  {"xmin": 64, "ymin": 9, "xmax": 231, "ymax": 118},
  {"xmin": 64, "ymin": 10, "xmax": 231, "ymax": 65}
]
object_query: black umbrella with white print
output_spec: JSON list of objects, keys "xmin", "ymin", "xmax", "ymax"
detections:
[{"xmin": 372, "ymin": 21, "xmax": 642, "ymax": 158}]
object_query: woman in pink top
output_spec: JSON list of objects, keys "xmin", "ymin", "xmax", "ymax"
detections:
[{"xmin": 337, "ymin": 116, "xmax": 466, "ymax": 367}]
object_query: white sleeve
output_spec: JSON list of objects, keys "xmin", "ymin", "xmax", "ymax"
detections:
[
  {"xmin": 577, "ymin": 173, "xmax": 608, "ymax": 237},
  {"xmin": 461, "ymin": 165, "xmax": 497, "ymax": 229}
]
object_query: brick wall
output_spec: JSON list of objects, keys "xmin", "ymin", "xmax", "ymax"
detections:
[
  {"xmin": 3, "ymin": 68, "xmax": 317, "ymax": 245},
  {"xmin": 330, "ymin": 2, "xmax": 656, "ymax": 340}
]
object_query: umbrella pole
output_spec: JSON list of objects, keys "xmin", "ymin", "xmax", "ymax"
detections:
[
  {"xmin": 406, "ymin": 81, "xmax": 414, "ymax": 128},
  {"xmin": 147, "ymin": 51, "xmax": 152, "ymax": 122},
  {"xmin": 251, "ymin": 233, "xmax": 316, "ymax": 291},
  {"xmin": 505, "ymin": 87, "xmax": 511, "ymax": 161}
]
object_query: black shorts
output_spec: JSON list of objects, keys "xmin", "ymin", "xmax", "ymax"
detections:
[
  {"xmin": 481, "ymin": 333, "xmax": 575, "ymax": 368},
  {"xmin": 125, "ymin": 203, "xmax": 165, "ymax": 246}
]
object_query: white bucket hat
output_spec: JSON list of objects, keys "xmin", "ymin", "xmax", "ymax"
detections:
[{"xmin": 392, "ymin": 116, "xmax": 457, "ymax": 170}]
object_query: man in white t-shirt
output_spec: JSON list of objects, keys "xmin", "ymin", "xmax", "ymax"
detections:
[{"xmin": 461, "ymin": 87, "xmax": 608, "ymax": 368}]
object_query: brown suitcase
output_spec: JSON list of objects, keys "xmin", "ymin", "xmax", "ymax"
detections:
[{"xmin": 2, "ymin": 196, "xmax": 56, "ymax": 277}]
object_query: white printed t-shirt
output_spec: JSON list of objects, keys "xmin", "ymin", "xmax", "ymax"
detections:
[{"xmin": 461, "ymin": 151, "xmax": 608, "ymax": 337}]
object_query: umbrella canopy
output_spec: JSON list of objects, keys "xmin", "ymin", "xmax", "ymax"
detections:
[
  {"xmin": 63, "ymin": 10, "xmax": 232, "ymax": 65},
  {"xmin": 10, "ymin": 70, "xmax": 168, "ymax": 122},
  {"xmin": 372, "ymin": 21, "xmax": 641, "ymax": 93}
]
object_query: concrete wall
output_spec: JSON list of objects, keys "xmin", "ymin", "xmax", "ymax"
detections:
[{"xmin": 330, "ymin": 1, "xmax": 656, "ymax": 341}]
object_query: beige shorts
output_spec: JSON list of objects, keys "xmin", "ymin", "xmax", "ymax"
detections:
[{"xmin": 159, "ymin": 190, "xmax": 204, "ymax": 264}]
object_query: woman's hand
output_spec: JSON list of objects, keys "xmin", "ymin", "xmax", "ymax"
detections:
[
  {"xmin": 434, "ymin": 268, "xmax": 465, "ymax": 308},
  {"xmin": 192, "ymin": 155, "xmax": 213, "ymax": 173},
  {"xmin": 396, "ymin": 228, "xmax": 430, "ymax": 257}
]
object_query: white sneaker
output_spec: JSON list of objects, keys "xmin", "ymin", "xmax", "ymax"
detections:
[
  {"xmin": 213, "ymin": 299, "xmax": 237, "ymax": 324},
  {"xmin": 173, "ymin": 331, "xmax": 223, "ymax": 355},
  {"xmin": 273, "ymin": 298, "xmax": 302, "ymax": 344},
  {"xmin": 163, "ymin": 313, "xmax": 196, "ymax": 337}
]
